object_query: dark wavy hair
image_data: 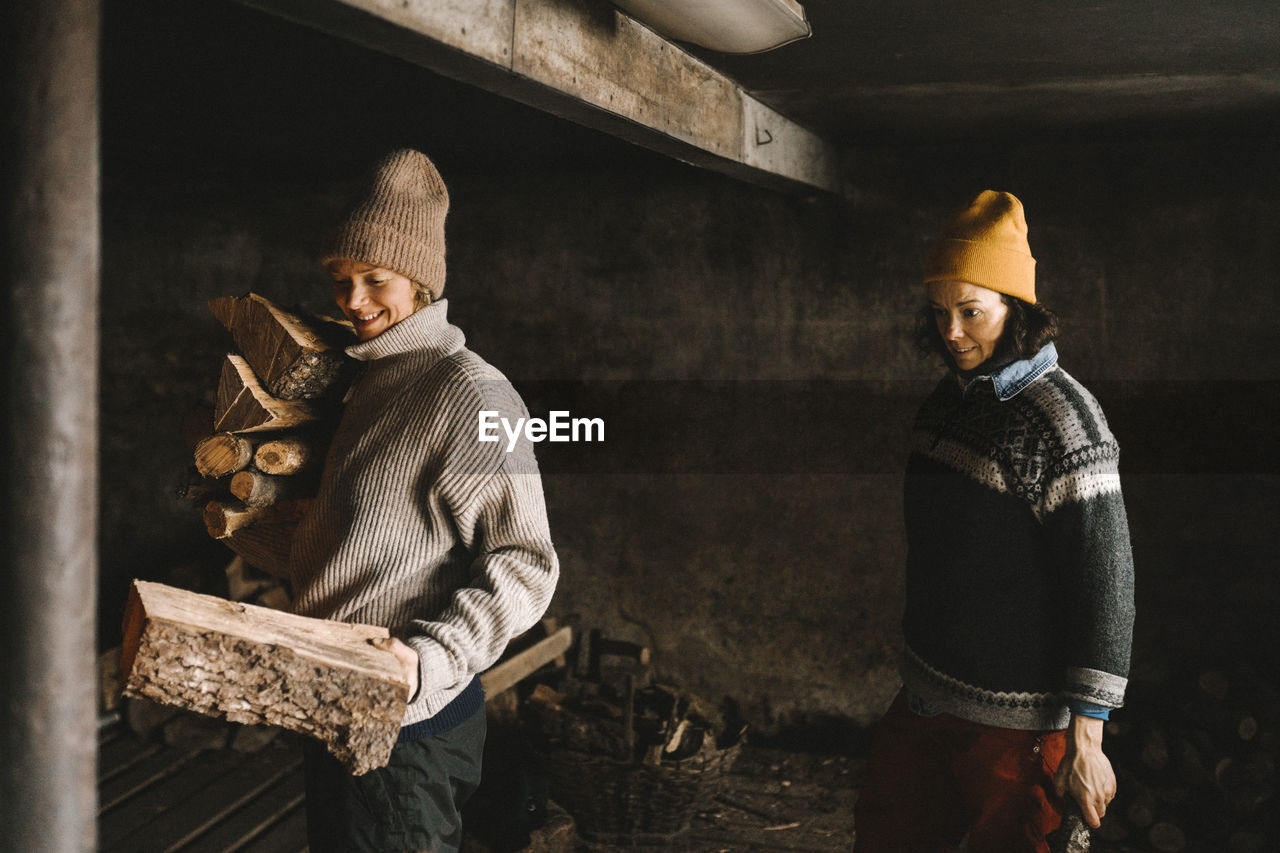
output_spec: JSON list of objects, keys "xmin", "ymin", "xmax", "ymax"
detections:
[{"xmin": 914, "ymin": 294, "xmax": 1058, "ymax": 367}]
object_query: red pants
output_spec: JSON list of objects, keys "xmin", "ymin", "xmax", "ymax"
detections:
[{"xmin": 854, "ymin": 690, "xmax": 1067, "ymax": 853}]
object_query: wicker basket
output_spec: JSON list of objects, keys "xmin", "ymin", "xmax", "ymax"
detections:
[{"xmin": 538, "ymin": 740, "xmax": 742, "ymax": 845}]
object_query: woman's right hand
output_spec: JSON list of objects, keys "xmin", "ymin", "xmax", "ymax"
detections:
[
  {"xmin": 1053, "ymin": 714, "xmax": 1117, "ymax": 828},
  {"xmin": 371, "ymin": 636, "xmax": 421, "ymax": 701}
]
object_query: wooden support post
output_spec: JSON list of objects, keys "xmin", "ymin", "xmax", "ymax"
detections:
[
  {"xmin": 121, "ymin": 580, "xmax": 407, "ymax": 776},
  {"xmin": 2, "ymin": 0, "xmax": 100, "ymax": 847}
]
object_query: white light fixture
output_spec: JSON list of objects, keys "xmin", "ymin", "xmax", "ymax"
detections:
[{"xmin": 611, "ymin": 0, "xmax": 811, "ymax": 54}]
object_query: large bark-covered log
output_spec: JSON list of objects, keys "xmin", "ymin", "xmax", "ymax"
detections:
[
  {"xmin": 213, "ymin": 355, "xmax": 323, "ymax": 434},
  {"xmin": 209, "ymin": 293, "xmax": 353, "ymax": 401},
  {"xmin": 121, "ymin": 580, "xmax": 407, "ymax": 775}
]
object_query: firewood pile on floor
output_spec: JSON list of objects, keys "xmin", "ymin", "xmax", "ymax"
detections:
[{"xmin": 1089, "ymin": 659, "xmax": 1277, "ymax": 853}]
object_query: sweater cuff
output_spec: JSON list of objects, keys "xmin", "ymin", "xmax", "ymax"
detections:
[
  {"xmin": 1065, "ymin": 666, "xmax": 1127, "ymax": 708},
  {"xmin": 409, "ymin": 635, "xmax": 458, "ymax": 703}
]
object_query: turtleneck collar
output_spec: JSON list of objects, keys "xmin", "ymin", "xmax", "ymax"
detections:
[{"xmin": 344, "ymin": 299, "xmax": 465, "ymax": 363}]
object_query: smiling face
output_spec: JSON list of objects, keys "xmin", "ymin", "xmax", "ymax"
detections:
[
  {"xmin": 926, "ymin": 279, "xmax": 1010, "ymax": 371},
  {"xmin": 328, "ymin": 258, "xmax": 419, "ymax": 340}
]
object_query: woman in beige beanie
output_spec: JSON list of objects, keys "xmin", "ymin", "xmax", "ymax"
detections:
[
  {"xmin": 290, "ymin": 149, "xmax": 560, "ymax": 852},
  {"xmin": 854, "ymin": 191, "xmax": 1135, "ymax": 852}
]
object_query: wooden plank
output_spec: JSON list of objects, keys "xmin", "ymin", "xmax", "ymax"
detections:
[
  {"xmin": 480, "ymin": 625, "xmax": 573, "ymax": 697},
  {"xmin": 121, "ymin": 580, "xmax": 408, "ymax": 776},
  {"xmin": 235, "ymin": 0, "xmax": 843, "ymax": 194},
  {"xmin": 237, "ymin": 804, "xmax": 310, "ymax": 853},
  {"xmin": 112, "ymin": 744, "xmax": 303, "ymax": 853},
  {"xmin": 182, "ymin": 770, "xmax": 307, "ymax": 853},
  {"xmin": 97, "ymin": 737, "xmax": 166, "ymax": 787},
  {"xmin": 98, "ymin": 746, "xmax": 203, "ymax": 816},
  {"xmin": 99, "ymin": 748, "xmax": 246, "ymax": 848}
]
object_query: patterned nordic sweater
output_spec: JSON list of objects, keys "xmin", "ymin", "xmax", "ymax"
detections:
[
  {"xmin": 900, "ymin": 343, "xmax": 1135, "ymax": 730},
  {"xmin": 290, "ymin": 300, "xmax": 559, "ymax": 730}
]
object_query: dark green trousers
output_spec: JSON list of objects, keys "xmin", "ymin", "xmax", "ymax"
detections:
[{"xmin": 302, "ymin": 706, "xmax": 486, "ymax": 853}]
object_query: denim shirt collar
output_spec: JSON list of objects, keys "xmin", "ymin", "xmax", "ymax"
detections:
[{"xmin": 962, "ymin": 341, "xmax": 1058, "ymax": 401}]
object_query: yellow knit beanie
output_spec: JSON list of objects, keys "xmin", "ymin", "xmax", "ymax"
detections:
[
  {"xmin": 923, "ymin": 190, "xmax": 1037, "ymax": 304},
  {"xmin": 322, "ymin": 149, "xmax": 449, "ymax": 300}
]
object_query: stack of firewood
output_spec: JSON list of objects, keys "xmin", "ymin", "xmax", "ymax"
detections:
[
  {"xmin": 1094, "ymin": 661, "xmax": 1278, "ymax": 852},
  {"xmin": 181, "ymin": 293, "xmax": 354, "ymax": 583}
]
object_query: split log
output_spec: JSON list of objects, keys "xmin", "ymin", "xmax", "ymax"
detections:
[
  {"xmin": 230, "ymin": 470, "xmax": 302, "ymax": 508},
  {"xmin": 213, "ymin": 354, "xmax": 323, "ymax": 434},
  {"xmin": 221, "ymin": 521, "xmax": 297, "ymax": 579},
  {"xmin": 194, "ymin": 432, "xmax": 255, "ymax": 479},
  {"xmin": 209, "ymin": 293, "xmax": 352, "ymax": 401},
  {"xmin": 203, "ymin": 498, "xmax": 310, "ymax": 540},
  {"xmin": 254, "ymin": 436, "xmax": 320, "ymax": 476},
  {"xmin": 121, "ymin": 579, "xmax": 407, "ymax": 775}
]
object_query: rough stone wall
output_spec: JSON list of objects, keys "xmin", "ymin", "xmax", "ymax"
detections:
[{"xmin": 100, "ymin": 133, "xmax": 1279, "ymax": 736}]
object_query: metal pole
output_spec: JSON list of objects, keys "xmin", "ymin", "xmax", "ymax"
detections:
[{"xmin": 1, "ymin": 0, "xmax": 100, "ymax": 850}]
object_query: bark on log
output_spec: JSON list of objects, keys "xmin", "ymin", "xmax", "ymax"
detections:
[
  {"xmin": 221, "ymin": 521, "xmax": 297, "ymax": 579},
  {"xmin": 230, "ymin": 470, "xmax": 301, "ymax": 508},
  {"xmin": 214, "ymin": 355, "xmax": 323, "ymax": 434},
  {"xmin": 254, "ymin": 437, "xmax": 319, "ymax": 476},
  {"xmin": 203, "ymin": 498, "xmax": 310, "ymax": 540},
  {"xmin": 121, "ymin": 580, "xmax": 407, "ymax": 776},
  {"xmin": 209, "ymin": 293, "xmax": 353, "ymax": 401},
  {"xmin": 194, "ymin": 432, "xmax": 255, "ymax": 479}
]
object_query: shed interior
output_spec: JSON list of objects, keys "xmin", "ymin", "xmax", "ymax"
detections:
[{"xmin": 93, "ymin": 0, "xmax": 1279, "ymax": 848}]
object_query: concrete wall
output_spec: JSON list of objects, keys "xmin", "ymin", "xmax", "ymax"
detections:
[{"xmin": 99, "ymin": 0, "xmax": 1279, "ymax": 738}]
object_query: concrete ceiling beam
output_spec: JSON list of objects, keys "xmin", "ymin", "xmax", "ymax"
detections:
[{"xmin": 238, "ymin": 0, "xmax": 844, "ymax": 195}]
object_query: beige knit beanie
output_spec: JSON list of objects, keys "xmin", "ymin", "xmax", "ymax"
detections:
[
  {"xmin": 322, "ymin": 148, "xmax": 449, "ymax": 300},
  {"xmin": 923, "ymin": 190, "xmax": 1037, "ymax": 304}
]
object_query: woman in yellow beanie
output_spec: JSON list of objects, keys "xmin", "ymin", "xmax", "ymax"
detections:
[
  {"xmin": 854, "ymin": 191, "xmax": 1135, "ymax": 852},
  {"xmin": 290, "ymin": 149, "xmax": 560, "ymax": 852}
]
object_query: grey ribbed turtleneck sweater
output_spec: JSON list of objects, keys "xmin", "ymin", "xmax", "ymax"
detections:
[{"xmin": 290, "ymin": 300, "xmax": 559, "ymax": 727}]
